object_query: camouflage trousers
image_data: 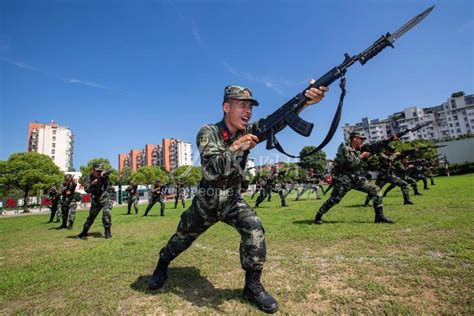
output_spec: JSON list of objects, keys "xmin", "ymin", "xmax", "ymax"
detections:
[
  {"xmin": 145, "ymin": 197, "xmax": 165, "ymax": 215},
  {"xmin": 411, "ymin": 172, "xmax": 429, "ymax": 189},
  {"xmin": 60, "ymin": 200, "xmax": 77, "ymax": 224},
  {"xmin": 83, "ymin": 200, "xmax": 112, "ymax": 230},
  {"xmin": 384, "ymin": 176, "xmax": 419, "ymax": 196},
  {"xmin": 127, "ymin": 196, "xmax": 139, "ymax": 214},
  {"xmin": 296, "ymin": 184, "xmax": 321, "ymax": 200},
  {"xmin": 366, "ymin": 174, "xmax": 410, "ymax": 203},
  {"xmin": 159, "ymin": 189, "xmax": 266, "ymax": 271},
  {"xmin": 174, "ymin": 196, "xmax": 185, "ymax": 209},
  {"xmin": 48, "ymin": 201, "xmax": 60, "ymax": 222},
  {"xmin": 318, "ymin": 174, "xmax": 383, "ymax": 215}
]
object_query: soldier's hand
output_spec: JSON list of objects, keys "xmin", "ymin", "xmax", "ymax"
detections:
[
  {"xmin": 305, "ymin": 79, "xmax": 329, "ymax": 106},
  {"xmin": 91, "ymin": 179, "xmax": 99, "ymax": 185},
  {"xmin": 230, "ymin": 134, "xmax": 259, "ymax": 152},
  {"xmin": 360, "ymin": 151, "xmax": 371, "ymax": 159}
]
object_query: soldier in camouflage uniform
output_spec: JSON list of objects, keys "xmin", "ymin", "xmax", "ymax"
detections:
[
  {"xmin": 147, "ymin": 82, "xmax": 327, "ymax": 314},
  {"xmin": 174, "ymin": 182, "xmax": 186, "ymax": 209},
  {"xmin": 57, "ymin": 174, "xmax": 78, "ymax": 230},
  {"xmin": 47, "ymin": 185, "xmax": 61, "ymax": 223},
  {"xmin": 295, "ymin": 169, "xmax": 323, "ymax": 200},
  {"xmin": 250, "ymin": 178, "xmax": 263, "ymax": 199},
  {"xmin": 314, "ymin": 132, "xmax": 395, "ymax": 225},
  {"xmin": 255, "ymin": 166, "xmax": 287, "ymax": 207},
  {"xmin": 364, "ymin": 144, "xmax": 414, "ymax": 206},
  {"xmin": 408, "ymin": 159, "xmax": 430, "ymax": 190},
  {"xmin": 125, "ymin": 182, "xmax": 139, "ymax": 214},
  {"xmin": 76, "ymin": 163, "xmax": 114, "ymax": 239},
  {"xmin": 144, "ymin": 179, "xmax": 167, "ymax": 216},
  {"xmin": 383, "ymin": 155, "xmax": 421, "ymax": 197}
]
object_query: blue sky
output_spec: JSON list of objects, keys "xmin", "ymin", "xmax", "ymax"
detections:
[{"xmin": 1, "ymin": 0, "xmax": 473, "ymax": 170}]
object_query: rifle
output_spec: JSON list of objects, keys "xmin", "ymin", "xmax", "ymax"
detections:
[
  {"xmin": 362, "ymin": 121, "xmax": 432, "ymax": 154},
  {"xmin": 249, "ymin": 6, "xmax": 434, "ymax": 158}
]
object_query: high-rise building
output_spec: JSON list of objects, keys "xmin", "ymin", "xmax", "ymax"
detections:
[
  {"xmin": 27, "ymin": 121, "xmax": 74, "ymax": 171},
  {"xmin": 118, "ymin": 138, "xmax": 193, "ymax": 173},
  {"xmin": 343, "ymin": 92, "xmax": 474, "ymax": 143}
]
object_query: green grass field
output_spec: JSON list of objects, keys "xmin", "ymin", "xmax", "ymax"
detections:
[{"xmin": 1, "ymin": 174, "xmax": 473, "ymax": 314}]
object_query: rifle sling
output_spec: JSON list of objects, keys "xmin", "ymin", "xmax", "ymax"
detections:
[{"xmin": 272, "ymin": 77, "xmax": 347, "ymax": 158}]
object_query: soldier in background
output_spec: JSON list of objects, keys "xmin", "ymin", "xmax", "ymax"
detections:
[
  {"xmin": 408, "ymin": 159, "xmax": 430, "ymax": 190},
  {"xmin": 144, "ymin": 179, "xmax": 167, "ymax": 216},
  {"xmin": 314, "ymin": 132, "xmax": 395, "ymax": 225},
  {"xmin": 76, "ymin": 163, "xmax": 114, "ymax": 239},
  {"xmin": 47, "ymin": 185, "xmax": 61, "ymax": 223},
  {"xmin": 174, "ymin": 182, "xmax": 186, "ymax": 209},
  {"xmin": 250, "ymin": 178, "xmax": 263, "ymax": 199},
  {"xmin": 255, "ymin": 165, "xmax": 281, "ymax": 207},
  {"xmin": 125, "ymin": 182, "xmax": 139, "ymax": 214},
  {"xmin": 57, "ymin": 174, "xmax": 78, "ymax": 230},
  {"xmin": 383, "ymin": 155, "xmax": 421, "ymax": 197},
  {"xmin": 364, "ymin": 144, "xmax": 414, "ymax": 206}
]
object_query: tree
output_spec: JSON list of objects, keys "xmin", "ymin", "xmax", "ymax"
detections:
[
  {"xmin": 171, "ymin": 165, "xmax": 202, "ymax": 186},
  {"xmin": 298, "ymin": 146, "xmax": 327, "ymax": 174},
  {"xmin": 0, "ymin": 152, "xmax": 63, "ymax": 212},
  {"xmin": 120, "ymin": 166, "xmax": 133, "ymax": 185},
  {"xmin": 79, "ymin": 158, "xmax": 118, "ymax": 185},
  {"xmin": 131, "ymin": 166, "xmax": 170, "ymax": 185}
]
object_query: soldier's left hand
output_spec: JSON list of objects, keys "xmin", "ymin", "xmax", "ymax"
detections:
[{"xmin": 305, "ymin": 79, "xmax": 329, "ymax": 106}]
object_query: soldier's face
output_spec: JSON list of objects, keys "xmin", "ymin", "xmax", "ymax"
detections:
[
  {"xmin": 224, "ymin": 99, "xmax": 253, "ymax": 132},
  {"xmin": 351, "ymin": 137, "xmax": 364, "ymax": 149}
]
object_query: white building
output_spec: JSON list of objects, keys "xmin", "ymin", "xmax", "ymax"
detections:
[
  {"xmin": 246, "ymin": 157, "xmax": 256, "ymax": 176},
  {"xmin": 343, "ymin": 93, "xmax": 473, "ymax": 143},
  {"xmin": 28, "ymin": 121, "xmax": 74, "ymax": 171},
  {"xmin": 174, "ymin": 140, "xmax": 193, "ymax": 170}
]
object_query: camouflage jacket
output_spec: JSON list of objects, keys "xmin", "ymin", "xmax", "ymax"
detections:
[
  {"xmin": 197, "ymin": 119, "xmax": 253, "ymax": 187},
  {"xmin": 333, "ymin": 143, "xmax": 365, "ymax": 176},
  {"xmin": 84, "ymin": 173, "xmax": 113, "ymax": 204},
  {"xmin": 60, "ymin": 181, "xmax": 77, "ymax": 204},
  {"xmin": 125, "ymin": 184, "xmax": 138, "ymax": 197},
  {"xmin": 377, "ymin": 153, "xmax": 397, "ymax": 177}
]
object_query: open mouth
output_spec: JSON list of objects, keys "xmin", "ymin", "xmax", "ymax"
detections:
[{"xmin": 241, "ymin": 116, "xmax": 250, "ymax": 124}]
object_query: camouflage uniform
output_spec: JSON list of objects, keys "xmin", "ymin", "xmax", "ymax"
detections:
[
  {"xmin": 408, "ymin": 160, "xmax": 429, "ymax": 190},
  {"xmin": 58, "ymin": 177, "xmax": 78, "ymax": 229},
  {"xmin": 365, "ymin": 151, "xmax": 413, "ymax": 205},
  {"xmin": 144, "ymin": 182, "xmax": 167, "ymax": 216},
  {"xmin": 77, "ymin": 168, "xmax": 114, "ymax": 238},
  {"xmin": 295, "ymin": 173, "xmax": 322, "ymax": 200},
  {"xmin": 383, "ymin": 159, "xmax": 420, "ymax": 197},
  {"xmin": 255, "ymin": 169, "xmax": 287, "ymax": 207},
  {"xmin": 158, "ymin": 119, "xmax": 267, "ymax": 271},
  {"xmin": 47, "ymin": 186, "xmax": 61, "ymax": 223},
  {"xmin": 125, "ymin": 184, "xmax": 139, "ymax": 214},
  {"xmin": 174, "ymin": 184, "xmax": 186, "ymax": 209},
  {"xmin": 315, "ymin": 140, "xmax": 393, "ymax": 224}
]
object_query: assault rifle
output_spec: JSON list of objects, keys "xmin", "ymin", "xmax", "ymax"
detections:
[
  {"xmin": 249, "ymin": 6, "xmax": 434, "ymax": 158},
  {"xmin": 362, "ymin": 121, "xmax": 432, "ymax": 154}
]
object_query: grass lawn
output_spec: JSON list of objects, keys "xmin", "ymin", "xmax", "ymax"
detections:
[{"xmin": 1, "ymin": 174, "xmax": 473, "ymax": 314}]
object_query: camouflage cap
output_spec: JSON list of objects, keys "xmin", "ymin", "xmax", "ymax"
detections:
[
  {"xmin": 349, "ymin": 131, "xmax": 367, "ymax": 140},
  {"xmin": 223, "ymin": 85, "xmax": 259, "ymax": 106},
  {"xmin": 93, "ymin": 162, "xmax": 105, "ymax": 170}
]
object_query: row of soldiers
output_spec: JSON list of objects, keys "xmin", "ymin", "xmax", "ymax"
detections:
[{"xmin": 47, "ymin": 167, "xmax": 190, "ymax": 239}]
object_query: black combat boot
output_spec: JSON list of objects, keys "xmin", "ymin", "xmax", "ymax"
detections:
[
  {"xmin": 67, "ymin": 220, "xmax": 74, "ymax": 230},
  {"xmin": 104, "ymin": 227, "xmax": 112, "ymax": 239},
  {"xmin": 76, "ymin": 228, "xmax": 89, "ymax": 239},
  {"xmin": 364, "ymin": 198, "xmax": 371, "ymax": 207},
  {"xmin": 57, "ymin": 222, "xmax": 68, "ymax": 230},
  {"xmin": 314, "ymin": 213, "xmax": 323, "ymax": 225},
  {"xmin": 374, "ymin": 207, "xmax": 395, "ymax": 224},
  {"xmin": 148, "ymin": 259, "xmax": 169, "ymax": 290},
  {"xmin": 403, "ymin": 192, "xmax": 414, "ymax": 205},
  {"xmin": 242, "ymin": 270, "xmax": 278, "ymax": 314}
]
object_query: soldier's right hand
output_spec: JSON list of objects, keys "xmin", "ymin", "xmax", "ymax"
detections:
[
  {"xmin": 230, "ymin": 134, "xmax": 259, "ymax": 152},
  {"xmin": 91, "ymin": 179, "xmax": 99, "ymax": 185},
  {"xmin": 360, "ymin": 151, "xmax": 371, "ymax": 159}
]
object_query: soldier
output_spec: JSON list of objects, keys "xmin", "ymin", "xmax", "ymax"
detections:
[
  {"xmin": 57, "ymin": 174, "xmax": 78, "ymax": 230},
  {"xmin": 174, "ymin": 182, "xmax": 186, "ymax": 209},
  {"xmin": 409, "ymin": 159, "xmax": 430, "ymax": 190},
  {"xmin": 144, "ymin": 179, "xmax": 167, "ymax": 216},
  {"xmin": 364, "ymin": 144, "xmax": 414, "ymax": 206},
  {"xmin": 255, "ymin": 165, "xmax": 287, "ymax": 207},
  {"xmin": 125, "ymin": 182, "xmax": 139, "ymax": 214},
  {"xmin": 47, "ymin": 185, "xmax": 61, "ymax": 223},
  {"xmin": 383, "ymin": 155, "xmax": 421, "ymax": 197},
  {"xmin": 76, "ymin": 163, "xmax": 114, "ymax": 239},
  {"xmin": 295, "ymin": 169, "xmax": 322, "ymax": 200},
  {"xmin": 146, "ymin": 82, "xmax": 327, "ymax": 313},
  {"xmin": 250, "ymin": 178, "xmax": 263, "ymax": 199},
  {"xmin": 314, "ymin": 132, "xmax": 395, "ymax": 225}
]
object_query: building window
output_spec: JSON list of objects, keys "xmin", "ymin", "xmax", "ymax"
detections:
[
  {"xmin": 52, "ymin": 136, "xmax": 56, "ymax": 141},
  {"xmin": 51, "ymin": 149, "xmax": 55, "ymax": 154},
  {"xmin": 450, "ymin": 99, "xmax": 457, "ymax": 108},
  {"xmin": 449, "ymin": 123, "xmax": 453, "ymax": 127},
  {"xmin": 456, "ymin": 128, "xmax": 461, "ymax": 133},
  {"xmin": 52, "ymin": 143, "xmax": 56, "ymax": 148},
  {"xmin": 53, "ymin": 130, "xmax": 57, "ymax": 135},
  {"xmin": 51, "ymin": 156, "xmax": 55, "ymax": 160}
]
